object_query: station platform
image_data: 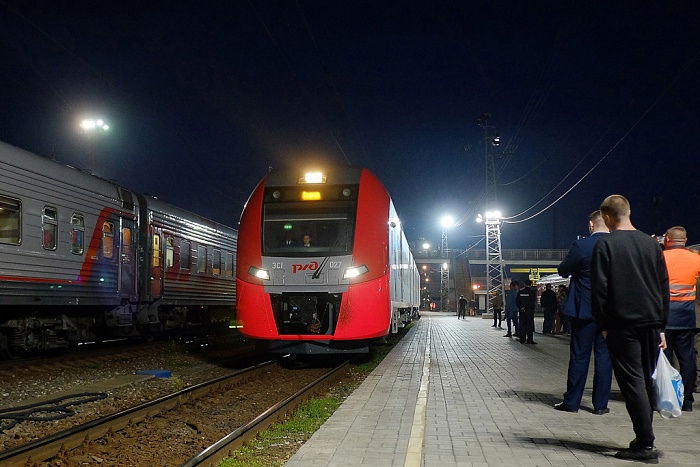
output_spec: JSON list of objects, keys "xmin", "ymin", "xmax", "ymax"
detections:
[{"xmin": 285, "ymin": 311, "xmax": 700, "ymax": 466}]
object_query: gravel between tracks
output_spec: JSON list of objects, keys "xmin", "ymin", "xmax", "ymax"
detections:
[{"xmin": 0, "ymin": 342, "xmax": 340, "ymax": 465}]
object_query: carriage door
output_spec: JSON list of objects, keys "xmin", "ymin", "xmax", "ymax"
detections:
[
  {"xmin": 150, "ymin": 229, "xmax": 163, "ymax": 297},
  {"xmin": 119, "ymin": 219, "xmax": 137, "ymax": 301}
]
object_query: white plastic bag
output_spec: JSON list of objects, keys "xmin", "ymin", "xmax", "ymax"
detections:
[{"xmin": 652, "ymin": 349, "xmax": 684, "ymax": 418}]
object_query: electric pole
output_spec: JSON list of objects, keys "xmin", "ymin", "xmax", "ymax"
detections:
[{"xmin": 476, "ymin": 113, "xmax": 506, "ymax": 315}]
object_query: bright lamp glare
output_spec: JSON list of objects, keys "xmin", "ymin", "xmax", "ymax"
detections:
[
  {"xmin": 304, "ymin": 172, "xmax": 324, "ymax": 183},
  {"xmin": 422, "ymin": 242, "xmax": 430, "ymax": 250},
  {"xmin": 441, "ymin": 215, "xmax": 454, "ymax": 228}
]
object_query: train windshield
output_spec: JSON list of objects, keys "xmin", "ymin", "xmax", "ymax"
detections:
[{"xmin": 262, "ymin": 200, "xmax": 356, "ymax": 256}]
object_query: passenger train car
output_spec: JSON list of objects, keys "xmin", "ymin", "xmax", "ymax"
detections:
[
  {"xmin": 236, "ymin": 165, "xmax": 420, "ymax": 354},
  {"xmin": 0, "ymin": 140, "xmax": 237, "ymax": 357}
]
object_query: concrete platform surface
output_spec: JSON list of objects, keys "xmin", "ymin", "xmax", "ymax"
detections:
[{"xmin": 285, "ymin": 311, "xmax": 700, "ymax": 466}]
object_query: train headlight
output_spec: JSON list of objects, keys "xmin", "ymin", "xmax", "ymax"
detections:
[
  {"xmin": 298, "ymin": 171, "xmax": 327, "ymax": 184},
  {"xmin": 248, "ymin": 266, "xmax": 270, "ymax": 281},
  {"xmin": 343, "ymin": 264, "xmax": 368, "ymax": 279}
]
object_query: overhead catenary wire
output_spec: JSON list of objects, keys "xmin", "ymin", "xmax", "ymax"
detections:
[{"xmin": 504, "ymin": 49, "xmax": 700, "ymax": 225}]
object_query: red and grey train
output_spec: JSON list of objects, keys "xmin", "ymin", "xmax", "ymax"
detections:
[
  {"xmin": 0, "ymin": 140, "xmax": 237, "ymax": 357},
  {"xmin": 236, "ymin": 165, "xmax": 420, "ymax": 354}
]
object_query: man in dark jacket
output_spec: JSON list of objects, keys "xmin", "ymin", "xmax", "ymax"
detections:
[
  {"xmin": 591, "ymin": 195, "xmax": 669, "ymax": 462},
  {"xmin": 554, "ymin": 210, "xmax": 612, "ymax": 415},
  {"xmin": 540, "ymin": 283, "xmax": 558, "ymax": 335},
  {"xmin": 516, "ymin": 279, "xmax": 537, "ymax": 344}
]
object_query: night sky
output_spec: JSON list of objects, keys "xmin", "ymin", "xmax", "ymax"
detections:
[{"xmin": 1, "ymin": 1, "xmax": 699, "ymax": 250}]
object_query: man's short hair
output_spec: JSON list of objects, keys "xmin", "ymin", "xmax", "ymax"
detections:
[
  {"xmin": 510, "ymin": 280, "xmax": 519, "ymax": 287},
  {"xmin": 665, "ymin": 226, "xmax": 687, "ymax": 242},
  {"xmin": 600, "ymin": 195, "xmax": 630, "ymax": 222}
]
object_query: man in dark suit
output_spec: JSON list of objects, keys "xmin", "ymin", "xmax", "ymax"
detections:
[{"xmin": 554, "ymin": 210, "xmax": 612, "ymax": 415}]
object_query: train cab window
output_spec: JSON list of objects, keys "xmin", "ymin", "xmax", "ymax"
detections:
[
  {"xmin": 42, "ymin": 207, "xmax": 58, "ymax": 251},
  {"xmin": 212, "ymin": 249, "xmax": 221, "ymax": 275},
  {"xmin": 102, "ymin": 222, "xmax": 114, "ymax": 258},
  {"xmin": 70, "ymin": 214, "xmax": 85, "ymax": 254},
  {"xmin": 165, "ymin": 237, "xmax": 174, "ymax": 268},
  {"xmin": 225, "ymin": 252, "xmax": 234, "ymax": 277},
  {"xmin": 0, "ymin": 195, "xmax": 21, "ymax": 245},
  {"xmin": 197, "ymin": 245, "xmax": 207, "ymax": 273},
  {"xmin": 262, "ymin": 202, "xmax": 356, "ymax": 256},
  {"xmin": 180, "ymin": 240, "xmax": 191, "ymax": 270}
]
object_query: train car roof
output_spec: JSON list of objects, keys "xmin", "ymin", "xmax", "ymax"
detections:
[{"xmin": 0, "ymin": 139, "xmax": 123, "ymax": 200}]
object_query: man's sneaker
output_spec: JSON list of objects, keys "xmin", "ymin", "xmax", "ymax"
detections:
[
  {"xmin": 614, "ymin": 446, "xmax": 658, "ymax": 462},
  {"xmin": 503, "ymin": 333, "xmax": 512, "ymax": 337}
]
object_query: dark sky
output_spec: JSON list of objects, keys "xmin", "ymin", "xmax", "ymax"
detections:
[{"xmin": 1, "ymin": 1, "xmax": 699, "ymax": 250}]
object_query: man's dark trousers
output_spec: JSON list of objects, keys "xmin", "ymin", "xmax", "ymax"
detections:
[
  {"xmin": 606, "ymin": 325, "xmax": 660, "ymax": 447},
  {"xmin": 519, "ymin": 310, "xmax": 535, "ymax": 343},
  {"xmin": 563, "ymin": 317, "xmax": 612, "ymax": 410},
  {"xmin": 664, "ymin": 329, "xmax": 696, "ymax": 406}
]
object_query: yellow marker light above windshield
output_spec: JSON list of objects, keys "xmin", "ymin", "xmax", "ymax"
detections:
[{"xmin": 301, "ymin": 191, "xmax": 322, "ymax": 201}]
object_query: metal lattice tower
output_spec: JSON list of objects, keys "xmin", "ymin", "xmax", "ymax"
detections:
[
  {"xmin": 440, "ymin": 227, "xmax": 449, "ymax": 311},
  {"xmin": 477, "ymin": 113, "xmax": 506, "ymax": 313}
]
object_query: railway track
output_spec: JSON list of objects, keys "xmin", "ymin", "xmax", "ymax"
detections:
[{"xmin": 0, "ymin": 358, "xmax": 349, "ymax": 466}]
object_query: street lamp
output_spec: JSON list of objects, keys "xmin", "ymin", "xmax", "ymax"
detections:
[
  {"xmin": 440, "ymin": 215, "xmax": 453, "ymax": 312},
  {"xmin": 80, "ymin": 118, "xmax": 109, "ymax": 173}
]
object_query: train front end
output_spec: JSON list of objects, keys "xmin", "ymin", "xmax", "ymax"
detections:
[{"xmin": 236, "ymin": 166, "xmax": 391, "ymax": 354}]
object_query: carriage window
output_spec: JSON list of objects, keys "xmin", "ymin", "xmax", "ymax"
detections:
[
  {"xmin": 165, "ymin": 237, "xmax": 174, "ymax": 268},
  {"xmin": 180, "ymin": 240, "xmax": 191, "ymax": 270},
  {"xmin": 197, "ymin": 245, "xmax": 207, "ymax": 273},
  {"xmin": 225, "ymin": 252, "xmax": 233, "ymax": 277},
  {"xmin": 42, "ymin": 207, "xmax": 58, "ymax": 250},
  {"xmin": 71, "ymin": 214, "xmax": 85, "ymax": 254},
  {"xmin": 0, "ymin": 195, "xmax": 21, "ymax": 245},
  {"xmin": 122, "ymin": 227, "xmax": 131, "ymax": 254},
  {"xmin": 152, "ymin": 235, "xmax": 160, "ymax": 267},
  {"xmin": 102, "ymin": 222, "xmax": 114, "ymax": 258},
  {"xmin": 213, "ymin": 249, "xmax": 221, "ymax": 276}
]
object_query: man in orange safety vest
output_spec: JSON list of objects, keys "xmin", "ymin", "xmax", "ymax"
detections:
[{"xmin": 663, "ymin": 226, "xmax": 700, "ymax": 412}]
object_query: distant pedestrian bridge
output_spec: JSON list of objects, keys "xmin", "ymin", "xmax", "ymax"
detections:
[{"xmin": 414, "ymin": 248, "xmax": 568, "ymax": 266}]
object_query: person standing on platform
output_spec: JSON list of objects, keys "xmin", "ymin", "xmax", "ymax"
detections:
[
  {"xmin": 591, "ymin": 195, "xmax": 669, "ymax": 462},
  {"xmin": 504, "ymin": 281, "xmax": 519, "ymax": 337},
  {"xmin": 492, "ymin": 292, "xmax": 503, "ymax": 328},
  {"xmin": 662, "ymin": 226, "xmax": 700, "ymax": 412},
  {"xmin": 458, "ymin": 295, "xmax": 468, "ymax": 319},
  {"xmin": 554, "ymin": 210, "xmax": 612, "ymax": 415},
  {"xmin": 517, "ymin": 279, "xmax": 537, "ymax": 344},
  {"xmin": 554, "ymin": 285, "xmax": 567, "ymax": 334},
  {"xmin": 540, "ymin": 283, "xmax": 557, "ymax": 335}
]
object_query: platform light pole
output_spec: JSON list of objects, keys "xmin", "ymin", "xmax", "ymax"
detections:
[
  {"xmin": 440, "ymin": 215, "xmax": 453, "ymax": 312},
  {"xmin": 80, "ymin": 118, "xmax": 109, "ymax": 173},
  {"xmin": 477, "ymin": 211, "xmax": 506, "ymax": 316},
  {"xmin": 476, "ymin": 113, "xmax": 506, "ymax": 316}
]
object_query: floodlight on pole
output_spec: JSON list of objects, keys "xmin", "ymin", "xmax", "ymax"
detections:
[
  {"xmin": 440, "ymin": 215, "xmax": 453, "ymax": 312},
  {"xmin": 80, "ymin": 118, "xmax": 109, "ymax": 173}
]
